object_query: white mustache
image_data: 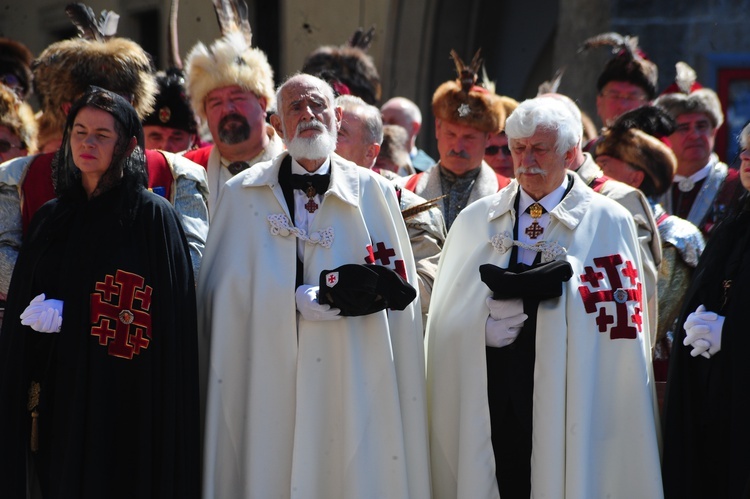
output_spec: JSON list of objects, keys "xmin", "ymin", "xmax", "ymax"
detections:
[
  {"xmin": 296, "ymin": 120, "xmax": 326, "ymax": 134},
  {"xmin": 516, "ymin": 166, "xmax": 547, "ymax": 176}
]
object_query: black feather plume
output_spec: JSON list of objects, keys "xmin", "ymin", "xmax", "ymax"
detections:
[
  {"xmin": 348, "ymin": 26, "xmax": 375, "ymax": 51},
  {"xmin": 65, "ymin": 3, "xmax": 119, "ymax": 41}
]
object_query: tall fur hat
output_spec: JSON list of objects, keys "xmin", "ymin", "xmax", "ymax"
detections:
[
  {"xmin": 654, "ymin": 61, "xmax": 723, "ymax": 128},
  {"xmin": 654, "ymin": 87, "xmax": 724, "ymax": 129},
  {"xmin": 302, "ymin": 27, "xmax": 381, "ymax": 105},
  {"xmin": 579, "ymin": 32, "xmax": 658, "ymax": 100},
  {"xmin": 0, "ymin": 38, "xmax": 34, "ymax": 100},
  {"xmin": 433, "ymin": 50, "xmax": 506, "ymax": 133},
  {"xmin": 185, "ymin": 0, "xmax": 275, "ymax": 121},
  {"xmin": 0, "ymin": 84, "xmax": 37, "ymax": 153},
  {"xmin": 143, "ymin": 68, "xmax": 198, "ymax": 134},
  {"xmin": 596, "ymin": 124, "xmax": 676, "ymax": 197},
  {"xmin": 32, "ymin": 4, "xmax": 157, "ymax": 136}
]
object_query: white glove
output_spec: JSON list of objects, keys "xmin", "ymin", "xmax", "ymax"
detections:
[
  {"xmin": 485, "ymin": 297, "xmax": 527, "ymax": 348},
  {"xmin": 20, "ymin": 293, "xmax": 64, "ymax": 333},
  {"xmin": 485, "ymin": 296, "xmax": 525, "ymax": 320},
  {"xmin": 682, "ymin": 305, "xmax": 725, "ymax": 358},
  {"xmin": 295, "ymin": 285, "xmax": 342, "ymax": 321}
]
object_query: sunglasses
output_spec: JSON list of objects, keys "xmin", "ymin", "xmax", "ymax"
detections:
[
  {"xmin": 0, "ymin": 140, "xmax": 22, "ymax": 154},
  {"xmin": 485, "ymin": 145, "xmax": 511, "ymax": 156}
]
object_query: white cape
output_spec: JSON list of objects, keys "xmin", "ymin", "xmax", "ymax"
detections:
[
  {"xmin": 426, "ymin": 175, "xmax": 662, "ymax": 499},
  {"xmin": 198, "ymin": 153, "xmax": 431, "ymax": 499}
]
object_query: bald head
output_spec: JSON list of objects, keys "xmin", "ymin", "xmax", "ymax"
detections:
[{"xmin": 381, "ymin": 96, "xmax": 422, "ymax": 149}]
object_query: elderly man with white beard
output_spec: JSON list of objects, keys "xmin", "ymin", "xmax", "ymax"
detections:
[{"xmin": 197, "ymin": 73, "xmax": 431, "ymax": 499}]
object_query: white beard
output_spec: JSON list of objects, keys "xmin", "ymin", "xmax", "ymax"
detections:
[{"xmin": 285, "ymin": 119, "xmax": 337, "ymax": 160}]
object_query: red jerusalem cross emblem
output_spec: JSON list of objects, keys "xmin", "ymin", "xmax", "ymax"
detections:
[
  {"xmin": 578, "ymin": 254, "xmax": 643, "ymax": 339},
  {"xmin": 90, "ymin": 270, "xmax": 153, "ymax": 359},
  {"xmin": 364, "ymin": 241, "xmax": 408, "ymax": 280}
]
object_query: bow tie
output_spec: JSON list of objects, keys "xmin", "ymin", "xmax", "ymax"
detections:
[
  {"xmin": 290, "ymin": 173, "xmax": 330, "ymax": 197},
  {"xmin": 227, "ymin": 161, "xmax": 250, "ymax": 175}
]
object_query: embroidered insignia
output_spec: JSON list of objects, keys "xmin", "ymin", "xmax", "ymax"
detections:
[
  {"xmin": 489, "ymin": 231, "xmax": 567, "ymax": 263},
  {"xmin": 365, "ymin": 242, "xmax": 397, "ymax": 265},
  {"xmin": 158, "ymin": 106, "xmax": 171, "ymax": 124},
  {"xmin": 578, "ymin": 254, "xmax": 643, "ymax": 339},
  {"xmin": 90, "ymin": 270, "xmax": 152, "ymax": 359},
  {"xmin": 267, "ymin": 214, "xmax": 334, "ymax": 248},
  {"xmin": 118, "ymin": 309, "xmax": 135, "ymax": 325},
  {"xmin": 364, "ymin": 242, "xmax": 408, "ymax": 280},
  {"xmin": 457, "ymin": 103, "xmax": 471, "ymax": 117},
  {"xmin": 326, "ymin": 272, "xmax": 339, "ymax": 287}
]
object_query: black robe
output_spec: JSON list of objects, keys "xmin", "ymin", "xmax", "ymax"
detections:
[
  {"xmin": 662, "ymin": 193, "xmax": 750, "ymax": 498},
  {"xmin": 0, "ymin": 185, "xmax": 200, "ymax": 499}
]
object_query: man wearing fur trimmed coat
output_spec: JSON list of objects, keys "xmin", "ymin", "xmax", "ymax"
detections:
[
  {"xmin": 184, "ymin": 31, "xmax": 283, "ymax": 217},
  {"xmin": 401, "ymin": 52, "xmax": 510, "ymax": 230},
  {"xmin": 198, "ymin": 74, "xmax": 431, "ymax": 499},
  {"xmin": 425, "ymin": 97, "xmax": 662, "ymax": 499}
]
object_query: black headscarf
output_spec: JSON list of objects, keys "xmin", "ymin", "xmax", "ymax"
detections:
[{"xmin": 52, "ymin": 86, "xmax": 147, "ymax": 211}]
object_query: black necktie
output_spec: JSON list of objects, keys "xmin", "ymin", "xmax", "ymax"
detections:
[
  {"xmin": 290, "ymin": 173, "xmax": 330, "ymax": 197},
  {"xmin": 227, "ymin": 161, "xmax": 250, "ymax": 175}
]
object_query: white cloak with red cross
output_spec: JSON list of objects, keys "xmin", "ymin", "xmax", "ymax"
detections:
[
  {"xmin": 425, "ymin": 173, "xmax": 662, "ymax": 499},
  {"xmin": 197, "ymin": 152, "xmax": 431, "ymax": 499}
]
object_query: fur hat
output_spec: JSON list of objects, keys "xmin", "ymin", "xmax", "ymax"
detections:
[
  {"xmin": 0, "ymin": 38, "xmax": 34, "ymax": 100},
  {"xmin": 0, "ymin": 84, "xmax": 37, "ymax": 153},
  {"xmin": 580, "ymin": 32, "xmax": 658, "ymax": 100},
  {"xmin": 433, "ymin": 50, "xmax": 506, "ymax": 133},
  {"xmin": 596, "ymin": 126, "xmax": 676, "ymax": 197},
  {"xmin": 32, "ymin": 5, "xmax": 157, "ymax": 137},
  {"xmin": 302, "ymin": 27, "xmax": 381, "ymax": 105},
  {"xmin": 185, "ymin": 31, "xmax": 275, "ymax": 122},
  {"xmin": 143, "ymin": 69, "xmax": 198, "ymax": 134},
  {"xmin": 654, "ymin": 87, "xmax": 724, "ymax": 130}
]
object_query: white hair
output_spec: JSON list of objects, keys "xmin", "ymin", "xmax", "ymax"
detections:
[{"xmin": 505, "ymin": 97, "xmax": 582, "ymax": 155}]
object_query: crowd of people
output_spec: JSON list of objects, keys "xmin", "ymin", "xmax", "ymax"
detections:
[{"xmin": 0, "ymin": 3, "xmax": 747, "ymax": 499}]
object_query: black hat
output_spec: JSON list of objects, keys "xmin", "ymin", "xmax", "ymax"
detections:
[
  {"xmin": 480, "ymin": 260, "xmax": 573, "ymax": 300},
  {"xmin": 318, "ymin": 263, "xmax": 417, "ymax": 316},
  {"xmin": 579, "ymin": 32, "xmax": 658, "ymax": 100},
  {"xmin": 0, "ymin": 37, "xmax": 34, "ymax": 100},
  {"xmin": 142, "ymin": 69, "xmax": 198, "ymax": 134}
]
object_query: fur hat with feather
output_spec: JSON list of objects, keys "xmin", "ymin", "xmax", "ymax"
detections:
[
  {"xmin": 595, "ymin": 109, "xmax": 677, "ymax": 197},
  {"xmin": 432, "ymin": 49, "xmax": 506, "ymax": 134},
  {"xmin": 32, "ymin": 3, "xmax": 157, "ymax": 137},
  {"xmin": 580, "ymin": 32, "xmax": 658, "ymax": 100},
  {"xmin": 654, "ymin": 86, "xmax": 724, "ymax": 130},
  {"xmin": 301, "ymin": 26, "xmax": 381, "ymax": 105},
  {"xmin": 185, "ymin": 0, "xmax": 275, "ymax": 121}
]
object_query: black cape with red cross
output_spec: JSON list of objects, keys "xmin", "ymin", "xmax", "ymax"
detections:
[{"xmin": 0, "ymin": 184, "xmax": 200, "ymax": 499}]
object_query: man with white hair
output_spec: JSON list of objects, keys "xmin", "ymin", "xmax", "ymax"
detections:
[
  {"xmin": 198, "ymin": 73, "xmax": 430, "ymax": 499},
  {"xmin": 425, "ymin": 96, "xmax": 662, "ymax": 498}
]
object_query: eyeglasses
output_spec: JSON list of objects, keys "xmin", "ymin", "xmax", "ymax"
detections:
[
  {"xmin": 0, "ymin": 140, "xmax": 22, "ymax": 153},
  {"xmin": 485, "ymin": 145, "xmax": 511, "ymax": 156},
  {"xmin": 600, "ymin": 90, "xmax": 648, "ymax": 104}
]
